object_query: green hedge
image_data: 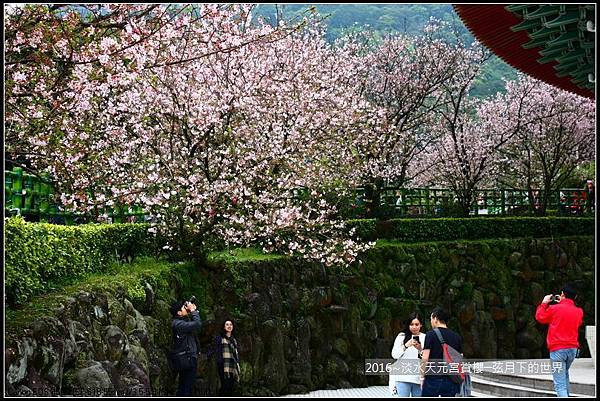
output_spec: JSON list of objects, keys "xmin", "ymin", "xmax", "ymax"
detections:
[
  {"xmin": 5, "ymin": 257, "xmax": 196, "ymax": 337},
  {"xmin": 4, "ymin": 217, "xmax": 157, "ymax": 306},
  {"xmin": 5, "ymin": 216, "xmax": 594, "ymax": 305},
  {"xmin": 347, "ymin": 217, "xmax": 595, "ymax": 242}
]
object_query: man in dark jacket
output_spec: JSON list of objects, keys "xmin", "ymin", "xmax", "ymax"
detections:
[
  {"xmin": 170, "ymin": 300, "xmax": 202, "ymax": 396},
  {"xmin": 420, "ymin": 306, "xmax": 463, "ymax": 397},
  {"xmin": 535, "ymin": 284, "xmax": 584, "ymax": 397}
]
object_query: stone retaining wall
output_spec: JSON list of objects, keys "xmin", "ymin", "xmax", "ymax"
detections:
[{"xmin": 4, "ymin": 236, "xmax": 595, "ymax": 396}]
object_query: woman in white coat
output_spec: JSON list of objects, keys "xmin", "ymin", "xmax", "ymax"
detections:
[{"xmin": 389, "ymin": 312, "xmax": 426, "ymax": 397}]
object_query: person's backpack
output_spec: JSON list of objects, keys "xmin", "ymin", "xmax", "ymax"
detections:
[{"xmin": 433, "ymin": 328, "xmax": 465, "ymax": 384}]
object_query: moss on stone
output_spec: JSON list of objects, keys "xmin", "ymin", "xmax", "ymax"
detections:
[{"xmin": 5, "ymin": 257, "xmax": 194, "ymax": 338}]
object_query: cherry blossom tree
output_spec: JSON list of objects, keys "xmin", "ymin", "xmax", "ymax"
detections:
[
  {"xmin": 428, "ymin": 72, "xmax": 595, "ymax": 217},
  {"xmin": 5, "ymin": 4, "xmax": 373, "ymax": 265},
  {"xmin": 423, "ymin": 43, "xmax": 512, "ymax": 216},
  {"xmin": 493, "ymin": 76, "xmax": 596, "ymax": 215},
  {"xmin": 6, "ymin": 4, "xmax": 174, "ymax": 171},
  {"xmin": 339, "ymin": 20, "xmax": 492, "ymax": 218},
  {"xmin": 8, "ymin": 4, "xmax": 591, "ymax": 265},
  {"xmin": 5, "ymin": 3, "xmax": 300, "ymax": 174}
]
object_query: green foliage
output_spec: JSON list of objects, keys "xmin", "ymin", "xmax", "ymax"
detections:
[
  {"xmin": 254, "ymin": 4, "xmax": 461, "ymax": 41},
  {"xmin": 347, "ymin": 217, "xmax": 595, "ymax": 243},
  {"xmin": 470, "ymin": 56, "xmax": 518, "ymax": 98},
  {"xmin": 127, "ymin": 282, "xmax": 146, "ymax": 304},
  {"xmin": 4, "ymin": 216, "xmax": 157, "ymax": 306},
  {"xmin": 207, "ymin": 247, "xmax": 285, "ymax": 264},
  {"xmin": 5, "ymin": 257, "xmax": 194, "ymax": 336},
  {"xmin": 178, "ymin": 272, "xmax": 211, "ymax": 315},
  {"xmin": 562, "ymin": 161, "xmax": 595, "ymax": 188}
]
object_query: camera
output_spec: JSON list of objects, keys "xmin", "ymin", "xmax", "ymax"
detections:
[
  {"xmin": 551, "ymin": 294, "xmax": 561, "ymax": 303},
  {"xmin": 185, "ymin": 295, "xmax": 197, "ymax": 309}
]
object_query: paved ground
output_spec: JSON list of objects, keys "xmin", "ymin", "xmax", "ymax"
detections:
[
  {"xmin": 284, "ymin": 359, "xmax": 595, "ymax": 398},
  {"xmin": 512, "ymin": 358, "xmax": 595, "ymax": 385},
  {"xmin": 284, "ymin": 386, "xmax": 493, "ymax": 398},
  {"xmin": 469, "ymin": 358, "xmax": 595, "ymax": 385},
  {"xmin": 285, "ymin": 386, "xmax": 391, "ymax": 398}
]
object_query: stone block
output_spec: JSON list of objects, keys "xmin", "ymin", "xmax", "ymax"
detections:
[{"xmin": 585, "ymin": 326, "xmax": 595, "ymax": 367}]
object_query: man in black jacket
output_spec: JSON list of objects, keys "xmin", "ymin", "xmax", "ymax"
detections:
[
  {"xmin": 420, "ymin": 306, "xmax": 463, "ymax": 397},
  {"xmin": 170, "ymin": 299, "xmax": 202, "ymax": 396}
]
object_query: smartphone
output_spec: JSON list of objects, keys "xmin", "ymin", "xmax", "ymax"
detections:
[{"xmin": 412, "ymin": 335, "xmax": 420, "ymax": 343}]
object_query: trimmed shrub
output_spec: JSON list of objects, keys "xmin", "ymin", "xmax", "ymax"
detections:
[
  {"xmin": 4, "ymin": 257, "xmax": 196, "ymax": 336},
  {"xmin": 4, "ymin": 217, "xmax": 156, "ymax": 305},
  {"xmin": 347, "ymin": 217, "xmax": 595, "ymax": 242}
]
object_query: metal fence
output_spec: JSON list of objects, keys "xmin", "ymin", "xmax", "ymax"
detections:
[
  {"xmin": 351, "ymin": 186, "xmax": 593, "ymax": 217},
  {"xmin": 5, "ymin": 167, "xmax": 146, "ymax": 224},
  {"xmin": 5, "ymin": 167, "xmax": 594, "ymax": 223}
]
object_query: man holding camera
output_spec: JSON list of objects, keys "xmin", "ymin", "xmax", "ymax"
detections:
[
  {"xmin": 169, "ymin": 297, "xmax": 202, "ymax": 396},
  {"xmin": 535, "ymin": 284, "xmax": 583, "ymax": 397}
]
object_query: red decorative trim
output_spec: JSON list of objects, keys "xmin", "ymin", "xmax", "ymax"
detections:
[{"xmin": 453, "ymin": 4, "xmax": 594, "ymax": 99}]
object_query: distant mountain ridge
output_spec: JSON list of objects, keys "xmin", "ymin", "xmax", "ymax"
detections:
[{"xmin": 253, "ymin": 3, "xmax": 518, "ymax": 97}]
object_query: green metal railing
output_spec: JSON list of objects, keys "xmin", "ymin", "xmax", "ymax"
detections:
[
  {"xmin": 350, "ymin": 186, "xmax": 593, "ymax": 217},
  {"xmin": 5, "ymin": 167, "xmax": 146, "ymax": 224},
  {"xmin": 294, "ymin": 185, "xmax": 593, "ymax": 218},
  {"xmin": 5, "ymin": 167, "xmax": 593, "ymax": 223}
]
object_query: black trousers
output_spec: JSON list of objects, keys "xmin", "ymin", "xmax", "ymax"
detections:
[
  {"xmin": 218, "ymin": 375, "xmax": 236, "ymax": 396},
  {"xmin": 176, "ymin": 366, "xmax": 197, "ymax": 396}
]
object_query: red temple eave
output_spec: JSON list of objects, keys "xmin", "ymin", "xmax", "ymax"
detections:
[{"xmin": 453, "ymin": 4, "xmax": 594, "ymax": 100}]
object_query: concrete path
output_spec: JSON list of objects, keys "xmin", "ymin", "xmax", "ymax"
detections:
[
  {"xmin": 284, "ymin": 359, "xmax": 595, "ymax": 398},
  {"xmin": 284, "ymin": 386, "xmax": 493, "ymax": 398},
  {"xmin": 509, "ymin": 358, "xmax": 595, "ymax": 385},
  {"xmin": 285, "ymin": 386, "xmax": 390, "ymax": 398}
]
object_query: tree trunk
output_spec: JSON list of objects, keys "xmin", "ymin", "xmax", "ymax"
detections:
[
  {"xmin": 458, "ymin": 191, "xmax": 472, "ymax": 217},
  {"xmin": 363, "ymin": 178, "xmax": 385, "ymax": 219}
]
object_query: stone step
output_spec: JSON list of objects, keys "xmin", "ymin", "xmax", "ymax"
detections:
[
  {"xmin": 471, "ymin": 375, "xmax": 594, "ymax": 398},
  {"xmin": 476, "ymin": 371, "xmax": 596, "ymax": 396},
  {"xmin": 283, "ymin": 386, "xmax": 391, "ymax": 398},
  {"xmin": 470, "ymin": 390, "xmax": 498, "ymax": 397}
]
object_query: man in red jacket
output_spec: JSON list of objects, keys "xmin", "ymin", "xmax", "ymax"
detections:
[{"xmin": 535, "ymin": 284, "xmax": 584, "ymax": 397}]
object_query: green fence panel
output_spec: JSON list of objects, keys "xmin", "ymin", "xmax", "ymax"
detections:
[
  {"xmin": 11, "ymin": 167, "xmax": 23, "ymax": 211},
  {"xmin": 4, "ymin": 167, "xmax": 146, "ymax": 224},
  {"xmin": 4, "ymin": 166, "xmax": 592, "ymax": 222}
]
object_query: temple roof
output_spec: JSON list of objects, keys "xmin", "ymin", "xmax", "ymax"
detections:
[{"xmin": 453, "ymin": 4, "xmax": 595, "ymax": 99}]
